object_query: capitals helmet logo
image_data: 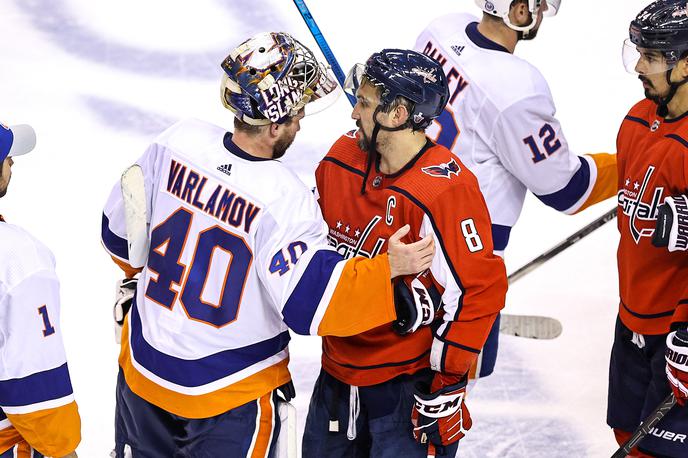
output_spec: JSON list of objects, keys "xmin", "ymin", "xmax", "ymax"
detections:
[{"xmin": 421, "ymin": 158, "xmax": 461, "ymax": 179}]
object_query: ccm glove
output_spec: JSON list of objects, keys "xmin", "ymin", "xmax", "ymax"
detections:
[
  {"xmin": 393, "ymin": 275, "xmax": 442, "ymax": 335},
  {"xmin": 666, "ymin": 328, "xmax": 688, "ymax": 406},
  {"xmin": 114, "ymin": 277, "xmax": 138, "ymax": 344},
  {"xmin": 412, "ymin": 373, "xmax": 472, "ymax": 450},
  {"xmin": 653, "ymin": 195, "xmax": 688, "ymax": 251}
]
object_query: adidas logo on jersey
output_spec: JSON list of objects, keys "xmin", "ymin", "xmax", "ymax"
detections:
[
  {"xmin": 451, "ymin": 45, "xmax": 465, "ymax": 57},
  {"xmin": 217, "ymin": 164, "xmax": 232, "ymax": 176}
]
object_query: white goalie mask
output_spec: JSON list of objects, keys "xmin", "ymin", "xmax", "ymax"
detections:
[
  {"xmin": 221, "ymin": 32, "xmax": 340, "ymax": 125},
  {"xmin": 474, "ymin": 0, "xmax": 560, "ymax": 36}
]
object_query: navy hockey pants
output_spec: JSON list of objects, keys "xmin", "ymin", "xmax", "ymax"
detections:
[
  {"xmin": 302, "ymin": 368, "xmax": 460, "ymax": 458},
  {"xmin": 607, "ymin": 316, "xmax": 688, "ymax": 457},
  {"xmin": 113, "ymin": 370, "xmax": 281, "ymax": 458}
]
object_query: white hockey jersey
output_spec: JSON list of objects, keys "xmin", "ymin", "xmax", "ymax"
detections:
[
  {"xmin": 101, "ymin": 118, "xmax": 397, "ymax": 418},
  {"xmin": 0, "ymin": 220, "xmax": 80, "ymax": 456},
  {"xmin": 416, "ymin": 13, "xmax": 616, "ymax": 255}
]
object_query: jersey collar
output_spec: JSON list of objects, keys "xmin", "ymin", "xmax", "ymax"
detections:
[
  {"xmin": 466, "ymin": 22, "xmax": 510, "ymax": 53},
  {"xmin": 223, "ymin": 132, "xmax": 274, "ymax": 162}
]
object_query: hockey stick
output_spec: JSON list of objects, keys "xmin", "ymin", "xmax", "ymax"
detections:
[
  {"xmin": 508, "ymin": 207, "xmax": 617, "ymax": 284},
  {"xmin": 292, "ymin": 0, "xmax": 357, "ymax": 106},
  {"xmin": 121, "ymin": 164, "xmax": 149, "ymax": 269},
  {"xmin": 500, "ymin": 207, "xmax": 618, "ymax": 339},
  {"xmin": 610, "ymin": 393, "xmax": 677, "ymax": 458}
]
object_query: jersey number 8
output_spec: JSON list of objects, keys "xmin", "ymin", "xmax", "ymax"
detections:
[{"xmin": 460, "ymin": 218, "xmax": 483, "ymax": 253}]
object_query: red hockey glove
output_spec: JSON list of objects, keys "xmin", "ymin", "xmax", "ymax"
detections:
[
  {"xmin": 666, "ymin": 329, "xmax": 688, "ymax": 406},
  {"xmin": 411, "ymin": 373, "xmax": 472, "ymax": 451}
]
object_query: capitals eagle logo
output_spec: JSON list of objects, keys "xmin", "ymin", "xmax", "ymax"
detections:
[{"xmin": 421, "ymin": 158, "xmax": 461, "ymax": 179}]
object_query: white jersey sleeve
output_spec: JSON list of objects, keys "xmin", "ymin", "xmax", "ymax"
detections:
[
  {"xmin": 416, "ymin": 13, "xmax": 616, "ymax": 254},
  {"xmin": 0, "ymin": 223, "xmax": 80, "ymax": 455}
]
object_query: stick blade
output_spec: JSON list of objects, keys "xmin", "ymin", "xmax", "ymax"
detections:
[
  {"xmin": 500, "ymin": 314, "xmax": 563, "ymax": 339},
  {"xmin": 121, "ymin": 165, "xmax": 148, "ymax": 269}
]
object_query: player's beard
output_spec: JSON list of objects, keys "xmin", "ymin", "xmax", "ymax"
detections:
[
  {"xmin": 356, "ymin": 121, "xmax": 373, "ymax": 153},
  {"xmin": 273, "ymin": 132, "xmax": 295, "ymax": 159},
  {"xmin": 639, "ymin": 75, "xmax": 666, "ymax": 104}
]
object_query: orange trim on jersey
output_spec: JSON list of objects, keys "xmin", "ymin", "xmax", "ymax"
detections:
[
  {"xmin": 318, "ymin": 253, "xmax": 396, "ymax": 336},
  {"xmin": 111, "ymin": 255, "xmax": 142, "ymax": 278},
  {"xmin": 250, "ymin": 393, "xmax": 274, "ymax": 458},
  {"xmin": 576, "ymin": 153, "xmax": 617, "ymax": 213},
  {"xmin": 6, "ymin": 401, "xmax": 80, "ymax": 457},
  {"xmin": 16, "ymin": 441, "xmax": 33, "ymax": 458},
  {"xmin": 119, "ymin": 320, "xmax": 291, "ymax": 419},
  {"xmin": 0, "ymin": 426, "xmax": 22, "ymax": 455}
]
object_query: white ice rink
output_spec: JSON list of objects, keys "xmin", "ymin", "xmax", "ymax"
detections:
[{"xmin": 0, "ymin": 0, "xmax": 656, "ymax": 456}]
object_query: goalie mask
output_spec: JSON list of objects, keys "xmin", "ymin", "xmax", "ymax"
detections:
[
  {"xmin": 474, "ymin": 0, "xmax": 560, "ymax": 37},
  {"xmin": 221, "ymin": 32, "xmax": 339, "ymax": 125}
]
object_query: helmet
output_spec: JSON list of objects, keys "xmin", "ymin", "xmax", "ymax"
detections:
[
  {"xmin": 344, "ymin": 49, "xmax": 449, "ymax": 130},
  {"xmin": 220, "ymin": 32, "xmax": 339, "ymax": 125},
  {"xmin": 623, "ymin": 0, "xmax": 688, "ymax": 74},
  {"xmin": 474, "ymin": 0, "xmax": 560, "ymax": 35}
]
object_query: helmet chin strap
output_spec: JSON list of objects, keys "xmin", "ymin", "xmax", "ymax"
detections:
[
  {"xmin": 360, "ymin": 106, "xmax": 411, "ymax": 195},
  {"xmin": 657, "ymin": 68, "xmax": 688, "ymax": 118}
]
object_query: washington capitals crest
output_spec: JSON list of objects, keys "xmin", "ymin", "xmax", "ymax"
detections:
[{"xmin": 421, "ymin": 158, "xmax": 461, "ymax": 179}]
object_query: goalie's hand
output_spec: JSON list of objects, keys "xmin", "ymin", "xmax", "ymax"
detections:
[
  {"xmin": 666, "ymin": 329, "xmax": 688, "ymax": 406},
  {"xmin": 653, "ymin": 195, "xmax": 688, "ymax": 251},
  {"xmin": 114, "ymin": 277, "xmax": 138, "ymax": 344},
  {"xmin": 412, "ymin": 373, "xmax": 472, "ymax": 451},
  {"xmin": 392, "ymin": 274, "xmax": 442, "ymax": 335},
  {"xmin": 387, "ymin": 225, "xmax": 435, "ymax": 278}
]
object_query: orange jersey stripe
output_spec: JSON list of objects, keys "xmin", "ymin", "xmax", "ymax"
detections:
[
  {"xmin": 110, "ymin": 254, "xmax": 142, "ymax": 278},
  {"xmin": 5, "ymin": 401, "xmax": 80, "ymax": 457},
  {"xmin": 576, "ymin": 153, "xmax": 618, "ymax": 213},
  {"xmin": 250, "ymin": 393, "xmax": 275, "ymax": 458},
  {"xmin": 119, "ymin": 319, "xmax": 291, "ymax": 419},
  {"xmin": 318, "ymin": 253, "xmax": 396, "ymax": 336},
  {"xmin": 0, "ymin": 426, "xmax": 22, "ymax": 455}
]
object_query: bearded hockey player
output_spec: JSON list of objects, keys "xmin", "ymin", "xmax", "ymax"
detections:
[{"xmin": 302, "ymin": 49, "xmax": 507, "ymax": 457}]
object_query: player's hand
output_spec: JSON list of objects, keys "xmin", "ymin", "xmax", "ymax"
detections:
[
  {"xmin": 666, "ymin": 329, "xmax": 688, "ymax": 406},
  {"xmin": 652, "ymin": 195, "xmax": 688, "ymax": 251},
  {"xmin": 387, "ymin": 225, "xmax": 434, "ymax": 278},
  {"xmin": 114, "ymin": 277, "xmax": 138, "ymax": 344},
  {"xmin": 412, "ymin": 373, "xmax": 472, "ymax": 451}
]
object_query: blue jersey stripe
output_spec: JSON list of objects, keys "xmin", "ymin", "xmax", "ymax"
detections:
[
  {"xmin": 129, "ymin": 303, "xmax": 290, "ymax": 387},
  {"xmin": 101, "ymin": 213, "xmax": 129, "ymax": 260},
  {"xmin": 491, "ymin": 224, "xmax": 512, "ymax": 252},
  {"xmin": 535, "ymin": 156, "xmax": 591, "ymax": 212},
  {"xmin": 0, "ymin": 363, "xmax": 73, "ymax": 407},
  {"xmin": 282, "ymin": 249, "xmax": 343, "ymax": 335}
]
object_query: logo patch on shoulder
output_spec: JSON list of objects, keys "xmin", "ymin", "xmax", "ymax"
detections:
[
  {"xmin": 345, "ymin": 129, "xmax": 358, "ymax": 139},
  {"xmin": 421, "ymin": 158, "xmax": 461, "ymax": 179}
]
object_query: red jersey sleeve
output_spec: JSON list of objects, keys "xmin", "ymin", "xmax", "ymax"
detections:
[{"xmin": 422, "ymin": 183, "xmax": 508, "ymax": 376}]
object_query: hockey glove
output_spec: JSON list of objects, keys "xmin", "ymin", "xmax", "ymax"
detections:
[
  {"xmin": 114, "ymin": 277, "xmax": 137, "ymax": 344},
  {"xmin": 666, "ymin": 329, "xmax": 688, "ymax": 406},
  {"xmin": 393, "ymin": 275, "xmax": 442, "ymax": 335},
  {"xmin": 412, "ymin": 373, "xmax": 472, "ymax": 450},
  {"xmin": 652, "ymin": 195, "xmax": 688, "ymax": 251}
]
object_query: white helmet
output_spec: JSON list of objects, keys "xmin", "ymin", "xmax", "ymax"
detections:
[{"xmin": 474, "ymin": 0, "xmax": 560, "ymax": 36}]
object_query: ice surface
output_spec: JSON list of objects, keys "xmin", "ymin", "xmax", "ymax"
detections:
[{"xmin": 0, "ymin": 0, "xmax": 651, "ymax": 456}]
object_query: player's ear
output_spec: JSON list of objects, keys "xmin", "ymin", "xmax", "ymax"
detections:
[
  {"xmin": 677, "ymin": 56, "xmax": 688, "ymax": 80},
  {"xmin": 392, "ymin": 104, "xmax": 410, "ymax": 128},
  {"xmin": 509, "ymin": 0, "xmax": 529, "ymax": 26}
]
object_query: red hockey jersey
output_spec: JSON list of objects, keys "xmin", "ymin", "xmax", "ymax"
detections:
[
  {"xmin": 316, "ymin": 132, "xmax": 507, "ymax": 386},
  {"xmin": 617, "ymin": 98, "xmax": 688, "ymax": 335}
]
